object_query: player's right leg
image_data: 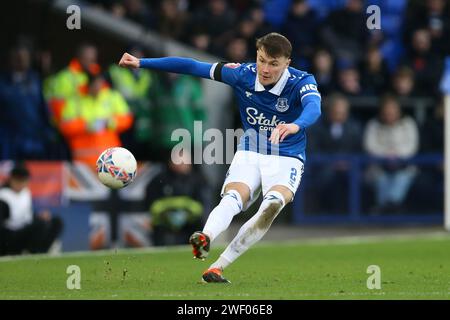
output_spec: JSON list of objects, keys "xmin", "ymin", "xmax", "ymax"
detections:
[
  {"xmin": 189, "ymin": 182, "xmax": 250, "ymax": 260},
  {"xmin": 190, "ymin": 151, "xmax": 261, "ymax": 263}
]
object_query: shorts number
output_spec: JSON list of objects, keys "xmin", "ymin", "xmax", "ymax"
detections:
[{"xmin": 289, "ymin": 168, "xmax": 297, "ymax": 187}]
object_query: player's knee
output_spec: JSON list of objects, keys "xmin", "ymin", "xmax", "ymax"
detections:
[
  {"xmin": 222, "ymin": 189, "xmax": 244, "ymax": 212},
  {"xmin": 259, "ymin": 191, "xmax": 285, "ymax": 223},
  {"xmin": 263, "ymin": 191, "xmax": 285, "ymax": 207},
  {"xmin": 268, "ymin": 185, "xmax": 293, "ymax": 204},
  {"xmin": 224, "ymin": 182, "xmax": 250, "ymax": 206}
]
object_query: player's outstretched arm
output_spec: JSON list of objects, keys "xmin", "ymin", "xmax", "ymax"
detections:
[{"xmin": 118, "ymin": 52, "xmax": 212, "ymax": 79}]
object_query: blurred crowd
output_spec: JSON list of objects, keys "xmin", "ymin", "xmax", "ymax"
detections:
[
  {"xmin": 87, "ymin": 0, "xmax": 449, "ymax": 93},
  {"xmin": 0, "ymin": 42, "xmax": 205, "ymax": 164},
  {"xmin": 1, "ymin": 0, "xmax": 449, "ymax": 215}
]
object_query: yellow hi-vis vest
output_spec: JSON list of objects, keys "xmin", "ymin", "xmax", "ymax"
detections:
[
  {"xmin": 108, "ymin": 65, "xmax": 153, "ymax": 100},
  {"xmin": 60, "ymin": 87, "xmax": 133, "ymax": 165}
]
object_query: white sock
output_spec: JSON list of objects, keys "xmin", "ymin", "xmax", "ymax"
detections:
[
  {"xmin": 218, "ymin": 191, "xmax": 285, "ymax": 268},
  {"xmin": 203, "ymin": 190, "xmax": 243, "ymax": 242},
  {"xmin": 209, "ymin": 255, "xmax": 232, "ymax": 270}
]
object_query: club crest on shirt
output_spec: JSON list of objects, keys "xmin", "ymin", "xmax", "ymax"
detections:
[{"xmin": 275, "ymin": 98, "xmax": 289, "ymax": 112}]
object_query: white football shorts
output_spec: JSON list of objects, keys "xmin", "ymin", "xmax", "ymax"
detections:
[{"xmin": 220, "ymin": 150, "xmax": 304, "ymax": 211}]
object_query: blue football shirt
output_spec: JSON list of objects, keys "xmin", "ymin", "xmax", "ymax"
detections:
[{"xmin": 210, "ymin": 62, "xmax": 322, "ymax": 162}]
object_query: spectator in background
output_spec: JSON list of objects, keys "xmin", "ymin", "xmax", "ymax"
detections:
[
  {"xmin": 403, "ymin": 28, "xmax": 443, "ymax": 96},
  {"xmin": 360, "ymin": 45, "xmax": 390, "ymax": 95},
  {"xmin": 44, "ymin": 44, "xmax": 101, "ymax": 124},
  {"xmin": 145, "ymin": 150, "xmax": 207, "ymax": 246},
  {"xmin": 218, "ymin": 18, "xmax": 258, "ymax": 58},
  {"xmin": 0, "ymin": 45, "xmax": 57, "ymax": 160},
  {"xmin": 108, "ymin": 45, "xmax": 157, "ymax": 160},
  {"xmin": 189, "ymin": 29, "xmax": 212, "ymax": 52},
  {"xmin": 363, "ymin": 95, "xmax": 419, "ymax": 214},
  {"xmin": 309, "ymin": 93, "xmax": 362, "ymax": 154},
  {"xmin": 188, "ymin": 0, "xmax": 236, "ymax": 57},
  {"xmin": 225, "ymin": 38, "xmax": 250, "ymax": 63},
  {"xmin": 247, "ymin": 5, "xmax": 274, "ymax": 40},
  {"xmin": 34, "ymin": 48, "xmax": 72, "ymax": 160},
  {"xmin": 59, "ymin": 74, "xmax": 133, "ymax": 166},
  {"xmin": 310, "ymin": 47, "xmax": 335, "ymax": 96},
  {"xmin": 391, "ymin": 66, "xmax": 417, "ymax": 98},
  {"xmin": 123, "ymin": 0, "xmax": 155, "ymax": 29},
  {"xmin": 308, "ymin": 93, "xmax": 362, "ymax": 213},
  {"xmin": 222, "ymin": 3, "xmax": 274, "ymax": 58},
  {"xmin": 110, "ymin": 1, "xmax": 126, "ymax": 18},
  {"xmin": 35, "ymin": 48, "xmax": 54, "ymax": 81},
  {"xmin": 320, "ymin": 0, "xmax": 369, "ymax": 64},
  {"xmin": 157, "ymin": 0, "xmax": 188, "ymax": 40},
  {"xmin": 229, "ymin": 0, "xmax": 261, "ymax": 15},
  {"xmin": 0, "ymin": 164, "xmax": 63, "ymax": 256},
  {"xmin": 405, "ymin": 0, "xmax": 450, "ymax": 57},
  {"xmin": 153, "ymin": 72, "xmax": 206, "ymax": 154},
  {"xmin": 425, "ymin": 0, "xmax": 450, "ymax": 55},
  {"xmin": 44, "ymin": 44, "xmax": 102, "ymax": 161},
  {"xmin": 281, "ymin": 0, "xmax": 319, "ymax": 69},
  {"xmin": 335, "ymin": 62, "xmax": 364, "ymax": 97}
]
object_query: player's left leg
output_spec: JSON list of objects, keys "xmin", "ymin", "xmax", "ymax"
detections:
[
  {"xmin": 203, "ymin": 155, "xmax": 303, "ymax": 283},
  {"xmin": 205, "ymin": 185, "xmax": 291, "ymax": 272}
]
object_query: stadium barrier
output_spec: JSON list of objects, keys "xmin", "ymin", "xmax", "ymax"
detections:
[{"xmin": 293, "ymin": 154, "xmax": 443, "ymax": 225}]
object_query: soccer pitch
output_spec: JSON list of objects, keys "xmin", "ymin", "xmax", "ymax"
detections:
[{"xmin": 0, "ymin": 234, "xmax": 449, "ymax": 300}]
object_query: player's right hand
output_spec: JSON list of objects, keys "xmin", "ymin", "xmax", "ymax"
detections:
[
  {"xmin": 119, "ymin": 52, "xmax": 140, "ymax": 68},
  {"xmin": 269, "ymin": 123, "xmax": 300, "ymax": 144}
]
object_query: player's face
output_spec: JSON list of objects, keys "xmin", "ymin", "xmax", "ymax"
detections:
[{"xmin": 256, "ymin": 49, "xmax": 290, "ymax": 86}]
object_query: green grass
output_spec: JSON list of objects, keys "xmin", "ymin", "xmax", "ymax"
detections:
[{"xmin": 0, "ymin": 234, "xmax": 450, "ymax": 299}]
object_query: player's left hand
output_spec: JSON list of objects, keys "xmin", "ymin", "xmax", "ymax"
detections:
[{"xmin": 269, "ymin": 123, "xmax": 300, "ymax": 144}]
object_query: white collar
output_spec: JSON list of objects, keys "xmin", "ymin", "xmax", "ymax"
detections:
[{"xmin": 254, "ymin": 68, "xmax": 290, "ymax": 96}]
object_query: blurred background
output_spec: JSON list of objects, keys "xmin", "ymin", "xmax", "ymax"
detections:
[{"xmin": 0, "ymin": 0, "xmax": 449, "ymax": 254}]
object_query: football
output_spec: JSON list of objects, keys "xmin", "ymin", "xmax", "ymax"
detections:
[{"xmin": 96, "ymin": 147, "xmax": 137, "ymax": 189}]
